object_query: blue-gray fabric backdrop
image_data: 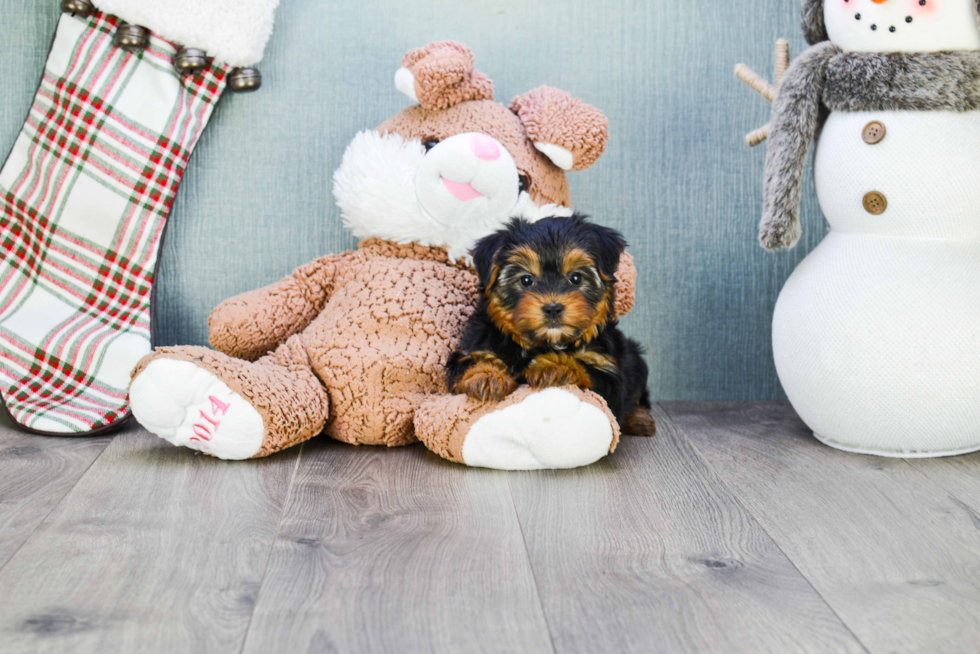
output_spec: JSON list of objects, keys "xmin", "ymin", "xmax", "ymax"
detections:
[{"xmin": 0, "ymin": 0, "xmax": 827, "ymax": 401}]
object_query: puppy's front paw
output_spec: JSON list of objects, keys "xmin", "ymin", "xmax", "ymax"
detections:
[
  {"xmin": 524, "ymin": 352, "xmax": 592, "ymax": 390},
  {"xmin": 454, "ymin": 359, "xmax": 518, "ymax": 403}
]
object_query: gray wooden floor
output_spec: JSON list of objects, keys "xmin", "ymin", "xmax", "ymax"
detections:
[{"xmin": 2, "ymin": 403, "xmax": 980, "ymax": 654}]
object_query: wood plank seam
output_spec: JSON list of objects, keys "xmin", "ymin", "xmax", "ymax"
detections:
[
  {"xmin": 507, "ymin": 403, "xmax": 868, "ymax": 653},
  {"xmin": 237, "ymin": 442, "xmax": 305, "ymax": 654},
  {"xmin": 656, "ymin": 404, "xmax": 873, "ymax": 654},
  {"xmin": 506, "ymin": 476, "xmax": 560, "ymax": 654},
  {"xmin": 0, "ymin": 435, "xmax": 114, "ymax": 575}
]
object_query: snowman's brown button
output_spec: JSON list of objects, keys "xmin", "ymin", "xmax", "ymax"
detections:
[
  {"xmin": 863, "ymin": 191, "xmax": 887, "ymax": 215},
  {"xmin": 862, "ymin": 121, "xmax": 886, "ymax": 145}
]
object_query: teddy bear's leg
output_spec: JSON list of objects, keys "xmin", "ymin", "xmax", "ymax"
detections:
[
  {"xmin": 129, "ymin": 335, "xmax": 329, "ymax": 459},
  {"xmin": 414, "ymin": 386, "xmax": 620, "ymax": 470}
]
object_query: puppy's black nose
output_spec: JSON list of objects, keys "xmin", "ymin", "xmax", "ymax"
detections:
[{"xmin": 543, "ymin": 303, "xmax": 565, "ymax": 320}]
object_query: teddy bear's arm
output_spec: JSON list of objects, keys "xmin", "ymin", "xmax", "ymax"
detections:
[
  {"xmin": 613, "ymin": 251, "xmax": 636, "ymax": 318},
  {"xmin": 208, "ymin": 253, "xmax": 350, "ymax": 361}
]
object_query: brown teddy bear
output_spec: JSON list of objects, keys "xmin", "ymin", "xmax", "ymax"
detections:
[{"xmin": 128, "ymin": 41, "xmax": 637, "ymax": 469}]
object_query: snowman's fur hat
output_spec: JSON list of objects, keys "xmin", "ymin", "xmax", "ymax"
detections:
[
  {"xmin": 801, "ymin": 0, "xmax": 980, "ymax": 45},
  {"xmin": 802, "ymin": 0, "xmax": 827, "ymax": 45}
]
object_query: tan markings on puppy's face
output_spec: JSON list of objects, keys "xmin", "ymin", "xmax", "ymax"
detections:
[
  {"xmin": 507, "ymin": 246, "xmax": 541, "ymax": 277},
  {"xmin": 486, "ymin": 292, "xmax": 525, "ymax": 346},
  {"xmin": 561, "ymin": 248, "xmax": 595, "ymax": 276},
  {"xmin": 487, "ymin": 241, "xmax": 615, "ymax": 348},
  {"xmin": 573, "ymin": 288, "xmax": 612, "ymax": 346},
  {"xmin": 484, "ymin": 247, "xmax": 539, "ymax": 296},
  {"xmin": 514, "ymin": 292, "xmax": 594, "ymax": 347},
  {"xmin": 486, "ymin": 246, "xmax": 544, "ymax": 348}
]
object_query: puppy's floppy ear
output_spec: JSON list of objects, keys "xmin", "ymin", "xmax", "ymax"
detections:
[
  {"xmin": 586, "ymin": 221, "xmax": 627, "ymax": 280},
  {"xmin": 471, "ymin": 230, "xmax": 508, "ymax": 289}
]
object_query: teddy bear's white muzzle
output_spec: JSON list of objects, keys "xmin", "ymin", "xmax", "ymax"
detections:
[{"xmin": 415, "ymin": 132, "xmax": 521, "ymax": 228}]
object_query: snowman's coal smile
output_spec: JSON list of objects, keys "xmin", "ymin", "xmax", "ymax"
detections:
[
  {"xmin": 846, "ymin": 0, "xmax": 922, "ymax": 33},
  {"xmin": 853, "ymin": 12, "xmax": 913, "ymax": 33}
]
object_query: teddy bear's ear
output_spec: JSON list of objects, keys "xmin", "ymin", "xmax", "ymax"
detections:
[
  {"xmin": 394, "ymin": 41, "xmax": 494, "ymax": 110},
  {"xmin": 510, "ymin": 87, "xmax": 609, "ymax": 172}
]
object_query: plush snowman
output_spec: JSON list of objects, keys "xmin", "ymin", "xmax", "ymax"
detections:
[{"xmin": 743, "ymin": 0, "xmax": 980, "ymax": 456}]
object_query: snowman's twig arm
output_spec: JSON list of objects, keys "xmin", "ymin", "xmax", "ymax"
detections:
[
  {"xmin": 735, "ymin": 39, "xmax": 791, "ymax": 146},
  {"xmin": 735, "ymin": 64, "xmax": 776, "ymax": 102},
  {"xmin": 760, "ymin": 41, "xmax": 839, "ymax": 251},
  {"xmin": 746, "ymin": 122, "xmax": 771, "ymax": 148},
  {"xmin": 775, "ymin": 40, "xmax": 790, "ymax": 84}
]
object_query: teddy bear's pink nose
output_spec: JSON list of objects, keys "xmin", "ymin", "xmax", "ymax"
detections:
[{"xmin": 471, "ymin": 133, "xmax": 500, "ymax": 161}]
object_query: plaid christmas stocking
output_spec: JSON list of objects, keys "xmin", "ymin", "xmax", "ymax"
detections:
[{"xmin": 0, "ymin": 1, "xmax": 277, "ymax": 434}]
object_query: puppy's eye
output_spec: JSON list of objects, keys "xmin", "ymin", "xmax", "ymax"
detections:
[
  {"xmin": 520, "ymin": 274, "xmax": 535, "ymax": 288},
  {"xmin": 424, "ymin": 140, "xmax": 440, "ymax": 151},
  {"xmin": 568, "ymin": 272, "xmax": 583, "ymax": 286},
  {"xmin": 518, "ymin": 174, "xmax": 530, "ymax": 194}
]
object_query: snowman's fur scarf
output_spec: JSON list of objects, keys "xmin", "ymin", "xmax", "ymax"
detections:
[
  {"xmin": 801, "ymin": 0, "xmax": 980, "ymax": 45},
  {"xmin": 762, "ymin": 42, "xmax": 837, "ymax": 250},
  {"xmin": 824, "ymin": 50, "xmax": 980, "ymax": 112},
  {"xmin": 762, "ymin": 43, "xmax": 980, "ymax": 250},
  {"xmin": 332, "ymin": 130, "xmax": 571, "ymax": 263}
]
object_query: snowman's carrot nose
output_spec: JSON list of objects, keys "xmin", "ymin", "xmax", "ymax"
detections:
[{"xmin": 870, "ymin": 0, "xmax": 890, "ymax": 3}]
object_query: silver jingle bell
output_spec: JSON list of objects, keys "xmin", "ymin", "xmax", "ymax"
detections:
[
  {"xmin": 174, "ymin": 48, "xmax": 208, "ymax": 75},
  {"xmin": 114, "ymin": 24, "xmax": 150, "ymax": 52},
  {"xmin": 61, "ymin": 0, "xmax": 94, "ymax": 16},
  {"xmin": 229, "ymin": 67, "xmax": 262, "ymax": 93}
]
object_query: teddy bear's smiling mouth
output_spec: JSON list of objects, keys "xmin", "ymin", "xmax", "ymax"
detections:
[{"xmin": 441, "ymin": 177, "xmax": 485, "ymax": 202}]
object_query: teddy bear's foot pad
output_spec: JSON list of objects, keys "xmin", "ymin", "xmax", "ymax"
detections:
[
  {"xmin": 130, "ymin": 359, "xmax": 264, "ymax": 460},
  {"xmin": 462, "ymin": 387, "xmax": 614, "ymax": 470}
]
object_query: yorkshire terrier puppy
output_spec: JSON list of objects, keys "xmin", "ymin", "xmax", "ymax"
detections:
[{"xmin": 448, "ymin": 215, "xmax": 655, "ymax": 436}]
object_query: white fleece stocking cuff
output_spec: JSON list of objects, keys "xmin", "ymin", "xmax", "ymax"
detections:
[{"xmin": 91, "ymin": 0, "xmax": 279, "ymax": 66}]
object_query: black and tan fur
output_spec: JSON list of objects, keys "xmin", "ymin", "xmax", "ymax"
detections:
[{"xmin": 447, "ymin": 215, "xmax": 655, "ymax": 436}]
